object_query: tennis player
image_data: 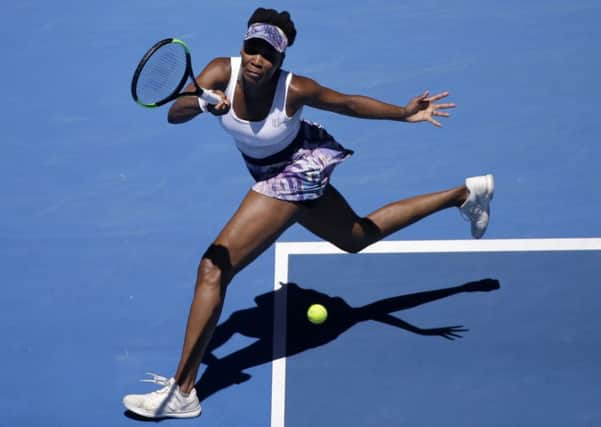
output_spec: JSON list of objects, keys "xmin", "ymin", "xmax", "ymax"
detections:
[{"xmin": 123, "ymin": 7, "xmax": 494, "ymax": 419}]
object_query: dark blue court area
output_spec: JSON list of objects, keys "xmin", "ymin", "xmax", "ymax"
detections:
[{"xmin": 282, "ymin": 247, "xmax": 601, "ymax": 427}]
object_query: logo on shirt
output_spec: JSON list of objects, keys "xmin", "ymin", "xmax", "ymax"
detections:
[{"xmin": 271, "ymin": 116, "xmax": 286, "ymax": 128}]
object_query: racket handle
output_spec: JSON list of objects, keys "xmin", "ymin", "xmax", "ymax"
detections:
[{"xmin": 199, "ymin": 89, "xmax": 221, "ymax": 105}]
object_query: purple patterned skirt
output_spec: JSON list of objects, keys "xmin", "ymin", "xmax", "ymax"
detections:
[{"xmin": 243, "ymin": 120, "xmax": 353, "ymax": 202}]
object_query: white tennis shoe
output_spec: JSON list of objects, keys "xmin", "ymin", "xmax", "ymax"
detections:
[
  {"xmin": 460, "ymin": 174, "xmax": 495, "ymax": 239},
  {"xmin": 123, "ymin": 373, "xmax": 201, "ymax": 419}
]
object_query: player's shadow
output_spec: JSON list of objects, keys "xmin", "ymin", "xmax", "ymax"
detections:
[{"xmin": 194, "ymin": 278, "xmax": 500, "ymax": 401}]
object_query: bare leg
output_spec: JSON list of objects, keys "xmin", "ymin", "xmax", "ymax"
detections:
[
  {"xmin": 174, "ymin": 190, "xmax": 304, "ymax": 393},
  {"xmin": 368, "ymin": 186, "xmax": 467, "ymax": 236},
  {"xmin": 299, "ymin": 184, "xmax": 468, "ymax": 253}
]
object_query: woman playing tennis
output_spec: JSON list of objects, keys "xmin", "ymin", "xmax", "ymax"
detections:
[{"xmin": 123, "ymin": 7, "xmax": 494, "ymax": 419}]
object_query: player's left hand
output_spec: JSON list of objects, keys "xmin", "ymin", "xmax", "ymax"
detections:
[{"xmin": 403, "ymin": 91, "xmax": 456, "ymax": 127}]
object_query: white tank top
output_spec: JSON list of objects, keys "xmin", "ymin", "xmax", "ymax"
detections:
[{"xmin": 219, "ymin": 57, "xmax": 303, "ymax": 159}]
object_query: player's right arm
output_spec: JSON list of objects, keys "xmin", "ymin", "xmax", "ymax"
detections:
[{"xmin": 167, "ymin": 57, "xmax": 231, "ymax": 124}]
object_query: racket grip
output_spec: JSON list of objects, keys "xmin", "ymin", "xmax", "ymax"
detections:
[{"xmin": 200, "ymin": 89, "xmax": 221, "ymax": 105}]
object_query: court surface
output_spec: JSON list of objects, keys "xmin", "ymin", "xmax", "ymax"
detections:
[
  {"xmin": 274, "ymin": 239, "xmax": 601, "ymax": 427},
  {"xmin": 1, "ymin": 1, "xmax": 600, "ymax": 426}
]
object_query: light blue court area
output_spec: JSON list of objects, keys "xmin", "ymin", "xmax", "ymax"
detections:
[
  {"xmin": 273, "ymin": 240, "xmax": 601, "ymax": 427},
  {"xmin": 2, "ymin": 0, "xmax": 601, "ymax": 426}
]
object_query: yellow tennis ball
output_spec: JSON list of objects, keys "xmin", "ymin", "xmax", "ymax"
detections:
[{"xmin": 307, "ymin": 304, "xmax": 328, "ymax": 325}]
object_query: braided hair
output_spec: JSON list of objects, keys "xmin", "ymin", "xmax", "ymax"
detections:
[{"xmin": 247, "ymin": 7, "xmax": 297, "ymax": 47}]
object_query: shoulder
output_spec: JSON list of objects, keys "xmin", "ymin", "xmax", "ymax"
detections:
[
  {"xmin": 288, "ymin": 74, "xmax": 322, "ymax": 104},
  {"xmin": 287, "ymin": 73, "xmax": 350, "ymax": 112},
  {"xmin": 203, "ymin": 57, "xmax": 232, "ymax": 75},
  {"xmin": 289, "ymin": 74, "xmax": 321, "ymax": 93},
  {"xmin": 199, "ymin": 57, "xmax": 233, "ymax": 90}
]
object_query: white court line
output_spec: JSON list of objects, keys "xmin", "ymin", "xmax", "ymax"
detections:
[
  {"xmin": 276, "ymin": 238, "xmax": 601, "ymax": 255},
  {"xmin": 270, "ymin": 244, "xmax": 289, "ymax": 427},
  {"xmin": 269, "ymin": 238, "xmax": 601, "ymax": 427}
]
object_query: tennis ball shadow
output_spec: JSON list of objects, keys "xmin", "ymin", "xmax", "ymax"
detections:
[{"xmin": 194, "ymin": 278, "xmax": 500, "ymax": 401}]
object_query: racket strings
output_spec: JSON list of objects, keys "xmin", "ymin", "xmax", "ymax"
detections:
[{"xmin": 135, "ymin": 43, "xmax": 188, "ymax": 104}]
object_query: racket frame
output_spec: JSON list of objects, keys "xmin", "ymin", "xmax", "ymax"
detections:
[{"xmin": 131, "ymin": 38, "xmax": 220, "ymax": 108}]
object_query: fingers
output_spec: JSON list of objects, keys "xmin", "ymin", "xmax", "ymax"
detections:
[
  {"xmin": 215, "ymin": 91, "xmax": 229, "ymax": 108},
  {"xmin": 216, "ymin": 98, "xmax": 230, "ymax": 110},
  {"xmin": 208, "ymin": 90, "xmax": 231, "ymax": 115},
  {"xmin": 415, "ymin": 90, "xmax": 456, "ymax": 106},
  {"xmin": 433, "ymin": 102, "xmax": 456, "ymax": 110},
  {"xmin": 426, "ymin": 92, "xmax": 456, "ymax": 114},
  {"xmin": 425, "ymin": 91, "xmax": 450, "ymax": 102},
  {"xmin": 209, "ymin": 102, "xmax": 230, "ymax": 115},
  {"xmin": 428, "ymin": 117, "xmax": 443, "ymax": 128},
  {"xmin": 428, "ymin": 99, "xmax": 455, "ymax": 127}
]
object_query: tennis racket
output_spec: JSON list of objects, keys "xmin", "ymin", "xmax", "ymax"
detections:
[{"xmin": 131, "ymin": 38, "xmax": 221, "ymax": 108}]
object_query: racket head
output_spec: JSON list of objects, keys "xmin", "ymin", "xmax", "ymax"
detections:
[{"xmin": 131, "ymin": 38, "xmax": 195, "ymax": 108}]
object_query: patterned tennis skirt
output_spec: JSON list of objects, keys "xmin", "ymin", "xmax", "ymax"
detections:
[{"xmin": 243, "ymin": 120, "xmax": 354, "ymax": 202}]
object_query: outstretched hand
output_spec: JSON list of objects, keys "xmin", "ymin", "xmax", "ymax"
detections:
[{"xmin": 404, "ymin": 91, "xmax": 456, "ymax": 127}]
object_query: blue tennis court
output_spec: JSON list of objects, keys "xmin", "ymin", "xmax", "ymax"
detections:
[{"xmin": 1, "ymin": 1, "xmax": 600, "ymax": 426}]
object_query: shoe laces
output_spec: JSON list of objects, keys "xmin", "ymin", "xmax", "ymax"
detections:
[
  {"xmin": 140, "ymin": 372, "xmax": 173, "ymax": 394},
  {"xmin": 460, "ymin": 198, "xmax": 482, "ymax": 222}
]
